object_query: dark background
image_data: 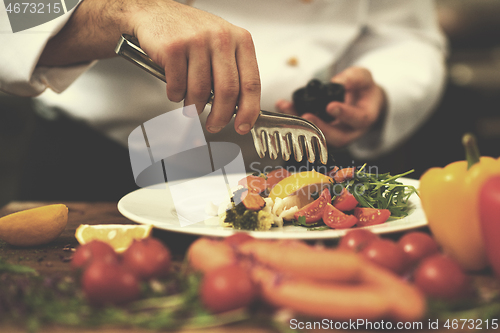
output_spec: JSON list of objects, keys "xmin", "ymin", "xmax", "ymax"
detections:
[{"xmin": 1, "ymin": 0, "xmax": 500, "ymax": 208}]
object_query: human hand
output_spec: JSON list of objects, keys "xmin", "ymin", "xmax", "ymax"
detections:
[
  {"xmin": 38, "ymin": 0, "xmax": 261, "ymax": 135},
  {"xmin": 276, "ymin": 67, "xmax": 386, "ymax": 147},
  {"xmin": 130, "ymin": 1, "xmax": 261, "ymax": 135}
]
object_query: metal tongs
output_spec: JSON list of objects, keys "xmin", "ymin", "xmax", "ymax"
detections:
[{"xmin": 115, "ymin": 34, "xmax": 328, "ymax": 164}]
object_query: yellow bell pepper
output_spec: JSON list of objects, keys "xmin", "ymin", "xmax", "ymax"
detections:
[{"xmin": 419, "ymin": 134, "xmax": 500, "ymax": 271}]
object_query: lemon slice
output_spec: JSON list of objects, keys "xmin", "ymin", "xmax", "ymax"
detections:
[
  {"xmin": 269, "ymin": 170, "xmax": 333, "ymax": 203},
  {"xmin": 0, "ymin": 204, "xmax": 68, "ymax": 246},
  {"xmin": 75, "ymin": 224, "xmax": 153, "ymax": 253}
]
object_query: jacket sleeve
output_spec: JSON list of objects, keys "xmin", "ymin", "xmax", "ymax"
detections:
[
  {"xmin": 338, "ymin": 0, "xmax": 447, "ymax": 159},
  {"xmin": 0, "ymin": 2, "xmax": 93, "ymax": 97}
]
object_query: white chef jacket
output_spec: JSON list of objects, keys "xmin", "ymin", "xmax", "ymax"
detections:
[{"xmin": 0, "ymin": 0, "xmax": 447, "ymax": 160}]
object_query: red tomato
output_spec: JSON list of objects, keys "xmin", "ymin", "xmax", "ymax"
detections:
[
  {"xmin": 224, "ymin": 232, "xmax": 254, "ymax": 246},
  {"xmin": 479, "ymin": 175, "xmax": 500, "ymax": 278},
  {"xmin": 354, "ymin": 207, "xmax": 391, "ymax": 227},
  {"xmin": 238, "ymin": 175, "xmax": 267, "ymax": 193},
  {"xmin": 294, "ymin": 188, "xmax": 331, "ymax": 224},
  {"xmin": 71, "ymin": 240, "xmax": 118, "ymax": 270},
  {"xmin": 265, "ymin": 168, "xmax": 291, "ymax": 191},
  {"xmin": 200, "ymin": 265, "xmax": 257, "ymax": 313},
  {"xmin": 326, "ymin": 166, "xmax": 339, "ymax": 178},
  {"xmin": 322, "ymin": 203, "xmax": 358, "ymax": 229},
  {"xmin": 413, "ymin": 254, "xmax": 472, "ymax": 300},
  {"xmin": 338, "ymin": 229, "xmax": 378, "ymax": 252},
  {"xmin": 361, "ymin": 238, "xmax": 408, "ymax": 275},
  {"xmin": 122, "ymin": 238, "xmax": 171, "ymax": 280},
  {"xmin": 332, "ymin": 189, "xmax": 358, "ymax": 211},
  {"xmin": 398, "ymin": 232, "xmax": 440, "ymax": 267},
  {"xmin": 82, "ymin": 261, "xmax": 141, "ymax": 306}
]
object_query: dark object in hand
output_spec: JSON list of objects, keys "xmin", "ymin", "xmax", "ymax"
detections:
[{"xmin": 292, "ymin": 79, "xmax": 345, "ymax": 122}]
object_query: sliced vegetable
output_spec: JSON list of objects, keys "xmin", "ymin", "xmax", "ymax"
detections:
[
  {"xmin": 354, "ymin": 207, "xmax": 391, "ymax": 227},
  {"xmin": 265, "ymin": 168, "xmax": 291, "ymax": 191},
  {"xmin": 333, "ymin": 167, "xmax": 355, "ymax": 183},
  {"xmin": 240, "ymin": 190, "xmax": 266, "ymax": 211},
  {"xmin": 322, "ymin": 203, "xmax": 358, "ymax": 229},
  {"xmin": 332, "ymin": 189, "xmax": 358, "ymax": 211},
  {"xmin": 269, "ymin": 170, "xmax": 332, "ymax": 202},
  {"xmin": 294, "ymin": 188, "xmax": 331, "ymax": 224}
]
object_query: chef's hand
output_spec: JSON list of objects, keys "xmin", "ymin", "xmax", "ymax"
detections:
[
  {"xmin": 276, "ymin": 67, "xmax": 386, "ymax": 147},
  {"xmin": 38, "ymin": 0, "xmax": 261, "ymax": 135}
]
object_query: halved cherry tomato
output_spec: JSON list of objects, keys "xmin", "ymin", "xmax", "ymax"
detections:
[
  {"xmin": 354, "ymin": 207, "xmax": 391, "ymax": 227},
  {"xmin": 322, "ymin": 203, "xmax": 358, "ymax": 229},
  {"xmin": 265, "ymin": 168, "xmax": 291, "ymax": 191},
  {"xmin": 333, "ymin": 168, "xmax": 355, "ymax": 183},
  {"xmin": 294, "ymin": 188, "xmax": 331, "ymax": 224},
  {"xmin": 238, "ymin": 175, "xmax": 267, "ymax": 194},
  {"xmin": 332, "ymin": 189, "xmax": 358, "ymax": 211}
]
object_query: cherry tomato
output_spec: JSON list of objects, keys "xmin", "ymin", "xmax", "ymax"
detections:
[
  {"xmin": 322, "ymin": 203, "xmax": 358, "ymax": 229},
  {"xmin": 82, "ymin": 260, "xmax": 141, "ymax": 306},
  {"xmin": 338, "ymin": 229, "xmax": 378, "ymax": 252},
  {"xmin": 479, "ymin": 175, "xmax": 500, "ymax": 278},
  {"xmin": 413, "ymin": 254, "xmax": 472, "ymax": 300},
  {"xmin": 398, "ymin": 232, "xmax": 440, "ymax": 267},
  {"xmin": 71, "ymin": 240, "xmax": 118, "ymax": 270},
  {"xmin": 354, "ymin": 207, "xmax": 391, "ymax": 227},
  {"xmin": 122, "ymin": 237, "xmax": 171, "ymax": 280},
  {"xmin": 200, "ymin": 265, "xmax": 257, "ymax": 313},
  {"xmin": 361, "ymin": 238, "xmax": 408, "ymax": 274},
  {"xmin": 265, "ymin": 168, "xmax": 291, "ymax": 191},
  {"xmin": 224, "ymin": 232, "xmax": 254, "ymax": 246},
  {"xmin": 294, "ymin": 188, "xmax": 331, "ymax": 224},
  {"xmin": 332, "ymin": 189, "xmax": 358, "ymax": 211}
]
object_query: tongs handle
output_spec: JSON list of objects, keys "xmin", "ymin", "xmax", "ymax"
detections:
[
  {"xmin": 115, "ymin": 34, "xmax": 167, "ymax": 82},
  {"xmin": 116, "ymin": 34, "xmax": 216, "ymax": 104}
]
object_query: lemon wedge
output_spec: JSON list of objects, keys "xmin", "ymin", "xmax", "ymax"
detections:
[
  {"xmin": 75, "ymin": 224, "xmax": 153, "ymax": 253},
  {"xmin": 269, "ymin": 170, "xmax": 333, "ymax": 203},
  {"xmin": 0, "ymin": 204, "xmax": 68, "ymax": 246}
]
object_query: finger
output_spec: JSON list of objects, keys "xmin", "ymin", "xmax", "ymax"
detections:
[
  {"xmin": 184, "ymin": 43, "xmax": 212, "ymax": 115},
  {"xmin": 163, "ymin": 43, "xmax": 188, "ymax": 103},
  {"xmin": 206, "ymin": 36, "xmax": 240, "ymax": 133},
  {"xmin": 326, "ymin": 102, "xmax": 374, "ymax": 130},
  {"xmin": 331, "ymin": 67, "xmax": 373, "ymax": 91},
  {"xmin": 275, "ymin": 99, "xmax": 298, "ymax": 115},
  {"xmin": 233, "ymin": 30, "xmax": 261, "ymax": 135},
  {"xmin": 302, "ymin": 113, "xmax": 361, "ymax": 148}
]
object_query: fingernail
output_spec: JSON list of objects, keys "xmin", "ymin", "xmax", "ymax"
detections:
[
  {"xmin": 208, "ymin": 126, "xmax": 223, "ymax": 133},
  {"xmin": 238, "ymin": 123, "xmax": 251, "ymax": 133}
]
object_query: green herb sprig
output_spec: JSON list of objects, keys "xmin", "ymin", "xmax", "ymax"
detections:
[{"xmin": 346, "ymin": 165, "xmax": 418, "ymax": 218}]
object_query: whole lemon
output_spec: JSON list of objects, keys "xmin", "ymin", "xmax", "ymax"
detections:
[{"xmin": 0, "ymin": 204, "xmax": 68, "ymax": 246}]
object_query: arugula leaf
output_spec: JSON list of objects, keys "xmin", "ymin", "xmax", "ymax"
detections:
[{"xmin": 346, "ymin": 166, "xmax": 417, "ymax": 218}]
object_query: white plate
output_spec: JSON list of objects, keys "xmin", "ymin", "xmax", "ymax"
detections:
[{"xmin": 118, "ymin": 173, "xmax": 427, "ymax": 240}]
